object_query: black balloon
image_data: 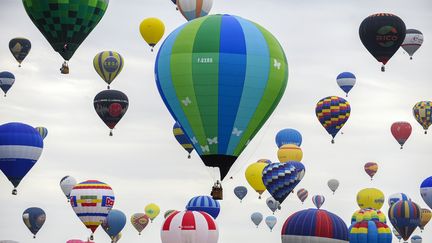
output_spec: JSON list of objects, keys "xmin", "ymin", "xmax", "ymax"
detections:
[
  {"xmin": 93, "ymin": 90, "xmax": 129, "ymax": 136},
  {"xmin": 359, "ymin": 13, "xmax": 406, "ymax": 71}
]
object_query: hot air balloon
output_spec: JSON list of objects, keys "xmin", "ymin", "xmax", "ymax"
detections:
[
  {"xmin": 275, "ymin": 128, "xmax": 302, "ymax": 148},
  {"xmin": 350, "ymin": 220, "xmax": 392, "ymax": 243},
  {"xmin": 359, "ymin": 13, "xmax": 406, "ymax": 72},
  {"xmin": 186, "ymin": 195, "xmax": 220, "ymax": 219},
  {"xmin": 315, "ymin": 96, "xmax": 350, "ymax": 143},
  {"xmin": 9, "ymin": 38, "xmax": 31, "ymax": 67},
  {"xmin": 388, "ymin": 200, "xmax": 421, "ymax": 241},
  {"xmin": 35, "ymin": 127, "xmax": 48, "ymax": 140},
  {"xmin": 265, "ymin": 216, "xmax": 277, "ymax": 232},
  {"xmin": 277, "ymin": 144, "xmax": 303, "ymax": 162},
  {"xmin": 60, "ymin": 176, "xmax": 77, "ymax": 201},
  {"xmin": 411, "ymin": 235, "xmax": 422, "ymax": 243},
  {"xmin": 282, "ymin": 208, "xmax": 349, "ymax": 243},
  {"xmin": 413, "ymin": 101, "xmax": 432, "ymax": 134},
  {"xmin": 161, "ymin": 211, "xmax": 218, "ymax": 243},
  {"xmin": 364, "ymin": 162, "xmax": 378, "ymax": 180},
  {"xmin": 401, "ymin": 29, "xmax": 423, "ymax": 60},
  {"xmin": 155, "ymin": 15, "xmax": 288, "ymax": 195},
  {"xmin": 266, "ymin": 197, "xmax": 280, "ymax": 214},
  {"xmin": 251, "ymin": 212, "xmax": 263, "ymax": 228},
  {"xmin": 357, "ymin": 188, "xmax": 385, "ymax": 210},
  {"xmin": 101, "ymin": 209, "xmax": 126, "ymax": 241},
  {"xmin": 69, "ymin": 180, "xmax": 115, "ymax": 240},
  {"xmin": 22, "ymin": 207, "xmax": 46, "ymax": 238},
  {"xmin": 312, "ymin": 195, "xmax": 325, "ymax": 209},
  {"xmin": 173, "ymin": 122, "xmax": 194, "ymax": 158},
  {"xmin": 351, "ymin": 208, "xmax": 387, "ymax": 224},
  {"xmin": 336, "ymin": 72, "xmax": 356, "ymax": 97},
  {"xmin": 262, "ymin": 162, "xmax": 305, "ymax": 204},
  {"xmin": 93, "ymin": 90, "xmax": 129, "ymax": 136},
  {"xmin": 388, "ymin": 193, "xmax": 411, "ymax": 207},
  {"xmin": 66, "ymin": 240, "xmax": 84, "ymax": 243},
  {"xmin": 420, "ymin": 176, "xmax": 432, "ymax": 209},
  {"xmin": 327, "ymin": 179, "xmax": 339, "ymax": 194},
  {"xmin": 164, "ymin": 210, "xmax": 179, "ymax": 219},
  {"xmin": 391, "ymin": 121, "xmax": 412, "ymax": 149},
  {"xmin": 130, "ymin": 213, "xmax": 149, "ymax": 235},
  {"xmin": 0, "ymin": 122, "xmax": 43, "ymax": 195},
  {"xmin": 297, "ymin": 188, "xmax": 308, "ymax": 204},
  {"xmin": 139, "ymin": 18, "xmax": 165, "ymax": 52},
  {"xmin": 233, "ymin": 186, "xmax": 248, "ymax": 202},
  {"xmin": 0, "ymin": 71, "xmax": 15, "ymax": 97},
  {"xmin": 419, "ymin": 208, "xmax": 431, "ymax": 232},
  {"xmin": 145, "ymin": 203, "xmax": 160, "ymax": 222},
  {"xmin": 22, "ymin": 0, "xmax": 109, "ymax": 73},
  {"xmin": 0, "ymin": 241, "xmax": 19, "ymax": 243},
  {"xmin": 177, "ymin": 0, "xmax": 213, "ymax": 21},
  {"xmin": 245, "ymin": 159, "xmax": 271, "ymax": 198},
  {"xmin": 93, "ymin": 51, "xmax": 124, "ymax": 89}
]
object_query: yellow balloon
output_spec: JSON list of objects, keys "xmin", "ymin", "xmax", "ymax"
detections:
[
  {"xmin": 356, "ymin": 188, "xmax": 385, "ymax": 210},
  {"xmin": 145, "ymin": 203, "xmax": 160, "ymax": 222},
  {"xmin": 420, "ymin": 208, "xmax": 432, "ymax": 230},
  {"xmin": 245, "ymin": 159, "xmax": 271, "ymax": 198},
  {"xmin": 139, "ymin": 17, "xmax": 165, "ymax": 51},
  {"xmin": 277, "ymin": 144, "xmax": 303, "ymax": 162}
]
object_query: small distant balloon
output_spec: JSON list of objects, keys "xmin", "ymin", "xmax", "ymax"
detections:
[
  {"xmin": 412, "ymin": 101, "xmax": 432, "ymax": 134},
  {"xmin": 0, "ymin": 71, "xmax": 15, "ymax": 97},
  {"xmin": 139, "ymin": 18, "xmax": 165, "ymax": 52},
  {"xmin": 266, "ymin": 197, "xmax": 280, "ymax": 214},
  {"xmin": 297, "ymin": 188, "xmax": 308, "ymax": 204},
  {"xmin": 60, "ymin": 176, "xmax": 77, "ymax": 201},
  {"xmin": 275, "ymin": 128, "xmax": 302, "ymax": 147},
  {"xmin": 312, "ymin": 195, "xmax": 325, "ymax": 209},
  {"xmin": 265, "ymin": 216, "xmax": 277, "ymax": 232},
  {"xmin": 401, "ymin": 29, "xmax": 423, "ymax": 60},
  {"xmin": 391, "ymin": 121, "xmax": 412, "ymax": 149},
  {"xmin": 251, "ymin": 212, "xmax": 263, "ymax": 228},
  {"xmin": 130, "ymin": 213, "xmax": 149, "ymax": 235},
  {"xmin": 336, "ymin": 72, "xmax": 356, "ymax": 97},
  {"xmin": 9, "ymin": 38, "xmax": 31, "ymax": 67},
  {"xmin": 233, "ymin": 186, "xmax": 248, "ymax": 202},
  {"xmin": 35, "ymin": 127, "xmax": 48, "ymax": 140},
  {"xmin": 327, "ymin": 179, "xmax": 339, "ymax": 194},
  {"xmin": 315, "ymin": 96, "xmax": 350, "ymax": 143},
  {"xmin": 364, "ymin": 162, "xmax": 378, "ymax": 180}
]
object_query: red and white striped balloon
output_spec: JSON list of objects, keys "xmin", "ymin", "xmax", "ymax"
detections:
[{"xmin": 161, "ymin": 210, "xmax": 218, "ymax": 243}]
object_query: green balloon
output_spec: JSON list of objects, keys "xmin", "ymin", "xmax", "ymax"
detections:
[{"xmin": 22, "ymin": 0, "xmax": 109, "ymax": 61}]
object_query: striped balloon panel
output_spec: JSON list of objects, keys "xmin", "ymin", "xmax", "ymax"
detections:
[
  {"xmin": 186, "ymin": 195, "xmax": 220, "ymax": 218},
  {"xmin": 69, "ymin": 180, "xmax": 115, "ymax": 232},
  {"xmin": 155, "ymin": 14, "xmax": 288, "ymax": 158},
  {"xmin": 413, "ymin": 101, "xmax": 432, "ymax": 130},
  {"xmin": 173, "ymin": 122, "xmax": 194, "ymax": 153},
  {"xmin": 297, "ymin": 189, "xmax": 308, "ymax": 202},
  {"xmin": 9, "ymin": 38, "xmax": 31, "ymax": 63},
  {"xmin": 388, "ymin": 200, "xmax": 421, "ymax": 240},
  {"xmin": 93, "ymin": 51, "xmax": 124, "ymax": 84},
  {"xmin": 0, "ymin": 122, "xmax": 43, "ymax": 187},
  {"xmin": 388, "ymin": 193, "xmax": 410, "ymax": 207},
  {"xmin": 177, "ymin": 0, "xmax": 213, "ymax": 21},
  {"xmin": 349, "ymin": 220, "xmax": 392, "ymax": 243},
  {"xmin": 0, "ymin": 71, "xmax": 15, "ymax": 94},
  {"xmin": 161, "ymin": 211, "xmax": 218, "ymax": 243},
  {"xmin": 315, "ymin": 96, "xmax": 350, "ymax": 138},
  {"xmin": 281, "ymin": 208, "xmax": 349, "ymax": 241},
  {"xmin": 336, "ymin": 72, "xmax": 356, "ymax": 94}
]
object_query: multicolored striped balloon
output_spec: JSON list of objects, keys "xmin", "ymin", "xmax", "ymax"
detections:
[
  {"xmin": 93, "ymin": 51, "xmax": 124, "ymax": 88},
  {"xmin": 155, "ymin": 14, "xmax": 288, "ymax": 180},
  {"xmin": 388, "ymin": 193, "xmax": 410, "ymax": 207},
  {"xmin": 173, "ymin": 122, "xmax": 194, "ymax": 158},
  {"xmin": 388, "ymin": 200, "xmax": 421, "ymax": 241},
  {"xmin": 69, "ymin": 180, "xmax": 115, "ymax": 238},
  {"xmin": 364, "ymin": 162, "xmax": 378, "ymax": 180},
  {"xmin": 315, "ymin": 96, "xmax": 350, "ymax": 143},
  {"xmin": 312, "ymin": 195, "xmax": 325, "ymax": 209},
  {"xmin": 350, "ymin": 220, "xmax": 392, "ymax": 243},
  {"xmin": 177, "ymin": 0, "xmax": 213, "ymax": 21},
  {"xmin": 351, "ymin": 208, "xmax": 387, "ymax": 224},
  {"xmin": 296, "ymin": 188, "xmax": 308, "ymax": 204},
  {"xmin": 413, "ymin": 101, "xmax": 432, "ymax": 134},
  {"xmin": 35, "ymin": 127, "xmax": 48, "ymax": 140}
]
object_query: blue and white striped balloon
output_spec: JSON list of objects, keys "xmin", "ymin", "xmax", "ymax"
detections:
[
  {"xmin": 421, "ymin": 177, "xmax": 432, "ymax": 210},
  {"xmin": 0, "ymin": 71, "xmax": 15, "ymax": 97},
  {"xmin": 186, "ymin": 195, "xmax": 220, "ymax": 219},
  {"xmin": 336, "ymin": 72, "xmax": 356, "ymax": 97},
  {"xmin": 0, "ymin": 122, "xmax": 43, "ymax": 194}
]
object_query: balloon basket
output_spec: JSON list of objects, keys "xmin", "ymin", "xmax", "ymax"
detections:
[
  {"xmin": 188, "ymin": 154, "xmax": 191, "ymax": 159},
  {"xmin": 33, "ymin": 235, "xmax": 36, "ymax": 239},
  {"xmin": 12, "ymin": 188, "xmax": 17, "ymax": 195},
  {"xmin": 381, "ymin": 65, "xmax": 385, "ymax": 72},
  {"xmin": 109, "ymin": 130, "xmax": 113, "ymax": 136},
  {"xmin": 90, "ymin": 234, "xmax": 94, "ymax": 240},
  {"xmin": 210, "ymin": 182, "xmax": 223, "ymax": 200},
  {"xmin": 331, "ymin": 139, "xmax": 335, "ymax": 144}
]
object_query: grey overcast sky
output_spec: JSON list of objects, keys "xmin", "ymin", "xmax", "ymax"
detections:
[{"xmin": 0, "ymin": 0, "xmax": 431, "ymax": 242}]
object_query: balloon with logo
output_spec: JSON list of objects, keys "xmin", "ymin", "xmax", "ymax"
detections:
[
  {"xmin": 251, "ymin": 212, "xmax": 263, "ymax": 228},
  {"xmin": 0, "ymin": 122, "xmax": 44, "ymax": 195},
  {"xmin": 139, "ymin": 18, "xmax": 165, "ymax": 52},
  {"xmin": 391, "ymin": 122, "xmax": 412, "ymax": 149},
  {"xmin": 401, "ymin": 29, "xmax": 423, "ymax": 60},
  {"xmin": 277, "ymin": 144, "xmax": 303, "ymax": 162},
  {"xmin": 336, "ymin": 72, "xmax": 356, "ymax": 97},
  {"xmin": 275, "ymin": 128, "xmax": 302, "ymax": 148},
  {"xmin": 93, "ymin": 51, "xmax": 124, "ymax": 89},
  {"xmin": 9, "ymin": 38, "xmax": 31, "ymax": 67},
  {"xmin": 155, "ymin": 15, "xmax": 288, "ymax": 187},
  {"xmin": 101, "ymin": 209, "xmax": 126, "ymax": 241},
  {"xmin": 388, "ymin": 200, "xmax": 421, "ymax": 241},
  {"xmin": 69, "ymin": 180, "xmax": 115, "ymax": 240},
  {"xmin": 22, "ymin": 0, "xmax": 109, "ymax": 72},
  {"xmin": 364, "ymin": 162, "xmax": 378, "ymax": 180},
  {"xmin": 60, "ymin": 175, "xmax": 77, "ymax": 202},
  {"xmin": 419, "ymin": 208, "xmax": 431, "ymax": 232},
  {"xmin": 388, "ymin": 193, "xmax": 411, "ymax": 207},
  {"xmin": 297, "ymin": 188, "xmax": 308, "ymax": 204},
  {"xmin": 130, "ymin": 213, "xmax": 149, "ymax": 235},
  {"xmin": 420, "ymin": 176, "xmax": 432, "ymax": 209},
  {"xmin": 262, "ymin": 162, "xmax": 305, "ymax": 204},
  {"xmin": 177, "ymin": 0, "xmax": 213, "ymax": 21},
  {"xmin": 173, "ymin": 122, "xmax": 194, "ymax": 158},
  {"xmin": 266, "ymin": 197, "xmax": 280, "ymax": 214},
  {"xmin": 413, "ymin": 101, "xmax": 432, "ymax": 134},
  {"xmin": 0, "ymin": 71, "xmax": 15, "ymax": 97},
  {"xmin": 35, "ymin": 127, "xmax": 48, "ymax": 140},
  {"xmin": 265, "ymin": 216, "xmax": 277, "ymax": 232},
  {"xmin": 312, "ymin": 195, "xmax": 325, "ymax": 209},
  {"xmin": 315, "ymin": 96, "xmax": 350, "ymax": 143},
  {"xmin": 357, "ymin": 188, "xmax": 385, "ymax": 210},
  {"xmin": 94, "ymin": 90, "xmax": 129, "ymax": 136},
  {"xmin": 186, "ymin": 195, "xmax": 220, "ymax": 219},
  {"xmin": 233, "ymin": 186, "xmax": 247, "ymax": 202},
  {"xmin": 145, "ymin": 203, "xmax": 160, "ymax": 222},
  {"xmin": 327, "ymin": 179, "xmax": 339, "ymax": 194},
  {"xmin": 245, "ymin": 159, "xmax": 271, "ymax": 198},
  {"xmin": 359, "ymin": 13, "xmax": 406, "ymax": 72},
  {"xmin": 22, "ymin": 207, "xmax": 46, "ymax": 238},
  {"xmin": 411, "ymin": 235, "xmax": 422, "ymax": 243}
]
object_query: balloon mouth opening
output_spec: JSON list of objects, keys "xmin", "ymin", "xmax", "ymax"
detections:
[{"xmin": 200, "ymin": 154, "xmax": 238, "ymax": 181}]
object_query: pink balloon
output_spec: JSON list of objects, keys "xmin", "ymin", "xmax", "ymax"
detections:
[{"xmin": 66, "ymin": 240, "xmax": 83, "ymax": 243}]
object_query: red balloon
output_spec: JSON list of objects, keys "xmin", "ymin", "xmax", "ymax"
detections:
[{"xmin": 391, "ymin": 122, "xmax": 412, "ymax": 149}]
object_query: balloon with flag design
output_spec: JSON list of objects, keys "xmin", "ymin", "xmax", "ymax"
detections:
[{"xmin": 315, "ymin": 96, "xmax": 350, "ymax": 143}]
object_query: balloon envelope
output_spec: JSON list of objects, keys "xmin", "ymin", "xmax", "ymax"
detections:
[
  {"xmin": 277, "ymin": 144, "xmax": 303, "ymax": 162},
  {"xmin": 265, "ymin": 216, "xmax": 277, "ymax": 231},
  {"xmin": 60, "ymin": 176, "xmax": 77, "ymax": 200},
  {"xmin": 9, "ymin": 37, "xmax": 31, "ymax": 66},
  {"xmin": 336, "ymin": 72, "xmax": 356, "ymax": 96},
  {"xmin": 297, "ymin": 189, "xmax": 308, "ymax": 203},
  {"xmin": 420, "ymin": 176, "xmax": 432, "ymax": 209},
  {"xmin": 0, "ymin": 71, "xmax": 15, "ymax": 96},
  {"xmin": 251, "ymin": 212, "xmax": 263, "ymax": 227},
  {"xmin": 93, "ymin": 90, "xmax": 129, "ymax": 135},
  {"xmin": 364, "ymin": 162, "xmax": 378, "ymax": 179},
  {"xmin": 145, "ymin": 203, "xmax": 160, "ymax": 222},
  {"xmin": 35, "ymin": 127, "xmax": 48, "ymax": 140},
  {"xmin": 266, "ymin": 197, "xmax": 280, "ymax": 213},
  {"xmin": 275, "ymin": 128, "xmax": 302, "ymax": 147},
  {"xmin": 22, "ymin": 207, "xmax": 46, "ymax": 237},
  {"xmin": 357, "ymin": 188, "xmax": 385, "ymax": 210},
  {"xmin": 312, "ymin": 195, "xmax": 325, "ymax": 209},
  {"xmin": 327, "ymin": 179, "xmax": 339, "ymax": 193},
  {"xmin": 388, "ymin": 193, "xmax": 410, "ymax": 207},
  {"xmin": 350, "ymin": 220, "xmax": 392, "ymax": 243},
  {"xmin": 233, "ymin": 186, "xmax": 248, "ymax": 201},
  {"xmin": 315, "ymin": 96, "xmax": 350, "ymax": 143},
  {"xmin": 412, "ymin": 101, "xmax": 432, "ymax": 134},
  {"xmin": 102, "ymin": 209, "xmax": 126, "ymax": 239},
  {"xmin": 186, "ymin": 195, "xmax": 220, "ymax": 219},
  {"xmin": 391, "ymin": 121, "xmax": 412, "ymax": 148},
  {"xmin": 139, "ymin": 18, "xmax": 165, "ymax": 49},
  {"xmin": 401, "ymin": 29, "xmax": 423, "ymax": 59},
  {"xmin": 411, "ymin": 235, "xmax": 422, "ymax": 243},
  {"xmin": 173, "ymin": 122, "xmax": 194, "ymax": 157},
  {"xmin": 419, "ymin": 208, "xmax": 431, "ymax": 230},
  {"xmin": 245, "ymin": 159, "xmax": 271, "ymax": 197},
  {"xmin": 93, "ymin": 51, "xmax": 124, "ymax": 87},
  {"xmin": 177, "ymin": 0, "xmax": 213, "ymax": 21},
  {"xmin": 130, "ymin": 213, "xmax": 149, "ymax": 234},
  {"xmin": 388, "ymin": 200, "xmax": 421, "ymax": 241}
]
